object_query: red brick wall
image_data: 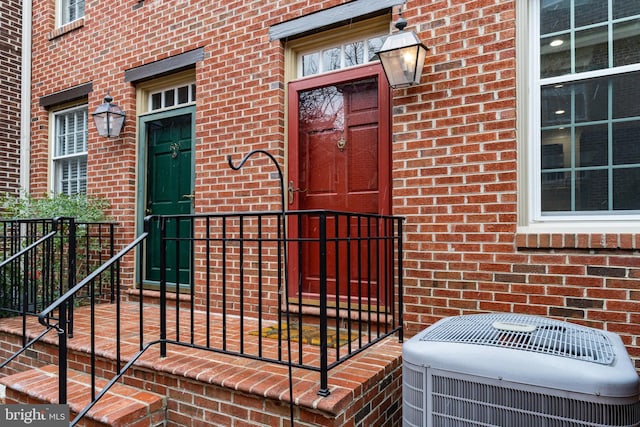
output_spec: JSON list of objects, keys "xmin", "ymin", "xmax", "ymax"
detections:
[
  {"xmin": 28, "ymin": 0, "xmax": 640, "ymax": 374},
  {"xmin": 395, "ymin": 0, "xmax": 640, "ymax": 371},
  {"xmin": 0, "ymin": 0, "xmax": 22, "ymax": 198}
]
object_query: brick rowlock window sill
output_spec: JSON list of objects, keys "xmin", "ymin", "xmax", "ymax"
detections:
[
  {"xmin": 516, "ymin": 232, "xmax": 640, "ymax": 251},
  {"xmin": 49, "ymin": 18, "xmax": 84, "ymax": 41}
]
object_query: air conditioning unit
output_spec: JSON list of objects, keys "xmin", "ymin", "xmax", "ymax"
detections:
[{"xmin": 403, "ymin": 313, "xmax": 640, "ymax": 427}]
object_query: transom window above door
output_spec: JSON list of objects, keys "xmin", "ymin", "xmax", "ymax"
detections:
[
  {"xmin": 298, "ymin": 35, "xmax": 387, "ymax": 78},
  {"xmin": 148, "ymin": 83, "xmax": 196, "ymax": 112}
]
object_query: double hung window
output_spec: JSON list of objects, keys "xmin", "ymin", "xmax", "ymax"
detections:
[
  {"xmin": 534, "ymin": 1, "xmax": 640, "ymax": 219},
  {"xmin": 52, "ymin": 106, "xmax": 88, "ymax": 195},
  {"xmin": 58, "ymin": 0, "xmax": 84, "ymax": 26}
]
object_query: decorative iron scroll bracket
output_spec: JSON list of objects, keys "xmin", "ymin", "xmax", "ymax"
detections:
[
  {"xmin": 226, "ymin": 150, "xmax": 301, "ymax": 418},
  {"xmin": 227, "ymin": 150, "xmax": 285, "ymax": 214}
]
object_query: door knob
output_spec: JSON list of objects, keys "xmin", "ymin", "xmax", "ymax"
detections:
[
  {"xmin": 337, "ymin": 138, "xmax": 346, "ymax": 152},
  {"xmin": 182, "ymin": 194, "xmax": 196, "ymax": 199}
]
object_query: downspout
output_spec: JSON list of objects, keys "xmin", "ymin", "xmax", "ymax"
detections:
[{"xmin": 20, "ymin": 0, "xmax": 33, "ymax": 194}]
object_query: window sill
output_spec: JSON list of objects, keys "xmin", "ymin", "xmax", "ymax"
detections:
[
  {"xmin": 516, "ymin": 227, "xmax": 640, "ymax": 250},
  {"xmin": 49, "ymin": 18, "xmax": 84, "ymax": 41}
]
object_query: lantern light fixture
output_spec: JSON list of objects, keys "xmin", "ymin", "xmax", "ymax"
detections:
[
  {"xmin": 376, "ymin": 10, "xmax": 429, "ymax": 88},
  {"xmin": 92, "ymin": 93, "xmax": 126, "ymax": 138}
]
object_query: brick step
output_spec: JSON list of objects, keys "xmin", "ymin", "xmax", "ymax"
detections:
[{"xmin": 0, "ymin": 365, "xmax": 166, "ymax": 427}]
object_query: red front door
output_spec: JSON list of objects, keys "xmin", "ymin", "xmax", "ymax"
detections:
[{"xmin": 288, "ymin": 64, "xmax": 391, "ymax": 303}]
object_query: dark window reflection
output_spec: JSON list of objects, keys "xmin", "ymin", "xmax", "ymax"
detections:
[
  {"xmin": 613, "ymin": 122, "xmax": 640, "ymax": 165},
  {"xmin": 541, "ymin": 172, "xmax": 571, "ymax": 211},
  {"xmin": 613, "ymin": 0, "xmax": 640, "ymax": 19},
  {"xmin": 614, "ymin": 168, "xmax": 640, "ymax": 209},
  {"xmin": 577, "ymin": 169, "xmax": 608, "ymax": 211},
  {"xmin": 540, "ymin": 0, "xmax": 570, "ymax": 34},
  {"xmin": 575, "ymin": 0, "xmax": 608, "ymax": 27}
]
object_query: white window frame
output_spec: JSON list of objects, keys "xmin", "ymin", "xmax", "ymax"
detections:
[
  {"xmin": 56, "ymin": 0, "xmax": 85, "ymax": 27},
  {"xmin": 51, "ymin": 105, "xmax": 88, "ymax": 195},
  {"xmin": 522, "ymin": 0, "xmax": 640, "ymax": 232}
]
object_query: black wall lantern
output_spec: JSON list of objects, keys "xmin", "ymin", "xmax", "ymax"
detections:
[
  {"xmin": 377, "ymin": 11, "xmax": 429, "ymax": 88},
  {"xmin": 92, "ymin": 93, "xmax": 126, "ymax": 138}
]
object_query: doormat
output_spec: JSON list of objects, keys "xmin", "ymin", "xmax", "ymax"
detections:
[{"xmin": 249, "ymin": 323, "xmax": 357, "ymax": 348}]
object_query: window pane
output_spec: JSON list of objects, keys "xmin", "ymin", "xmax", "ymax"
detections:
[
  {"xmin": 613, "ymin": 121, "xmax": 640, "ymax": 165},
  {"xmin": 613, "ymin": 0, "xmax": 640, "ymax": 19},
  {"xmin": 344, "ymin": 42, "xmax": 364, "ymax": 67},
  {"xmin": 540, "ymin": 34, "xmax": 571, "ymax": 78},
  {"xmin": 575, "ymin": 26, "xmax": 609, "ymax": 73},
  {"xmin": 613, "ymin": 168, "xmax": 640, "ymax": 209},
  {"xmin": 577, "ymin": 124, "xmax": 608, "ymax": 167},
  {"xmin": 614, "ymin": 19, "xmax": 640, "ymax": 67},
  {"xmin": 540, "ymin": 0, "xmax": 570, "ymax": 34},
  {"xmin": 177, "ymin": 85, "xmax": 189, "ymax": 104},
  {"xmin": 302, "ymin": 53, "xmax": 319, "ymax": 76},
  {"xmin": 151, "ymin": 93, "xmax": 162, "ymax": 110},
  {"xmin": 322, "ymin": 48, "xmax": 341, "ymax": 72},
  {"xmin": 57, "ymin": 157, "xmax": 88, "ymax": 195},
  {"xmin": 575, "ymin": 0, "xmax": 608, "ymax": 27},
  {"xmin": 190, "ymin": 84, "xmax": 196, "ymax": 102},
  {"xmin": 541, "ymin": 172, "xmax": 571, "ymax": 211},
  {"xmin": 613, "ymin": 71, "xmax": 640, "ymax": 119},
  {"xmin": 576, "ymin": 169, "xmax": 608, "ymax": 211},
  {"xmin": 367, "ymin": 37, "xmax": 385, "ymax": 61},
  {"xmin": 541, "ymin": 85, "xmax": 571, "ymax": 126},
  {"xmin": 164, "ymin": 89, "xmax": 175, "ymax": 107},
  {"xmin": 541, "ymin": 129, "xmax": 569, "ymax": 169}
]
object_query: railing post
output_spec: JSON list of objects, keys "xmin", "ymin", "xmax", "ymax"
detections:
[
  {"xmin": 58, "ymin": 299, "xmax": 68, "ymax": 405},
  {"xmin": 67, "ymin": 218, "xmax": 76, "ymax": 337},
  {"xmin": 21, "ymin": 242, "xmax": 28, "ymax": 347},
  {"xmin": 318, "ymin": 212, "xmax": 330, "ymax": 397},
  {"xmin": 397, "ymin": 218, "xmax": 404, "ymax": 343},
  {"xmin": 159, "ymin": 217, "xmax": 167, "ymax": 357}
]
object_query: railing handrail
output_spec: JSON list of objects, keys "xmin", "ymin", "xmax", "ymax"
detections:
[
  {"xmin": 0, "ymin": 217, "xmax": 61, "ymax": 270},
  {"xmin": 150, "ymin": 209, "xmax": 402, "ymax": 221},
  {"xmin": 37, "ymin": 219, "xmax": 149, "ymax": 329}
]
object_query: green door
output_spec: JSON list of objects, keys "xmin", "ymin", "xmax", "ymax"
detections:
[{"xmin": 143, "ymin": 111, "xmax": 194, "ymax": 286}]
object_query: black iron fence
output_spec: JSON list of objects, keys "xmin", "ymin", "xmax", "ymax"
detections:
[
  {"xmin": 0, "ymin": 218, "xmax": 116, "ymax": 341},
  {"xmin": 155, "ymin": 210, "xmax": 404, "ymax": 395},
  {"xmin": 34, "ymin": 210, "xmax": 403, "ymax": 425}
]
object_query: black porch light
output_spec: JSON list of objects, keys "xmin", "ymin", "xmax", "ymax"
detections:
[
  {"xmin": 376, "ymin": 11, "xmax": 429, "ymax": 88},
  {"xmin": 92, "ymin": 93, "xmax": 126, "ymax": 138}
]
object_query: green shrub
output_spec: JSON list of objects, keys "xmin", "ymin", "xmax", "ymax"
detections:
[{"xmin": 0, "ymin": 192, "xmax": 111, "ymax": 222}]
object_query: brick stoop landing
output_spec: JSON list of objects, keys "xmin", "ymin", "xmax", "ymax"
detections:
[{"xmin": 0, "ymin": 303, "xmax": 403, "ymax": 426}]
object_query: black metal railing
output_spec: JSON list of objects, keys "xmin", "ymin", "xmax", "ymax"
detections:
[
  {"xmin": 154, "ymin": 210, "xmax": 404, "ymax": 396},
  {"xmin": 37, "ymin": 220, "xmax": 150, "ymax": 425},
  {"xmin": 29, "ymin": 209, "xmax": 402, "ymax": 425},
  {"xmin": 0, "ymin": 218, "xmax": 116, "ymax": 344}
]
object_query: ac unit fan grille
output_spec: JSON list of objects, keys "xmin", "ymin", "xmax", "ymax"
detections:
[
  {"xmin": 431, "ymin": 375, "xmax": 640, "ymax": 427},
  {"xmin": 419, "ymin": 313, "xmax": 615, "ymax": 365}
]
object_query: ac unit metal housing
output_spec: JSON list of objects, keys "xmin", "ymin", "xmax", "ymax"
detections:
[{"xmin": 403, "ymin": 313, "xmax": 640, "ymax": 427}]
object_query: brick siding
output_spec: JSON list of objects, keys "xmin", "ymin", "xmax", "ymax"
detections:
[
  {"xmin": 27, "ymin": 0, "xmax": 640, "ymax": 382},
  {"xmin": 0, "ymin": 0, "xmax": 22, "ymax": 198}
]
